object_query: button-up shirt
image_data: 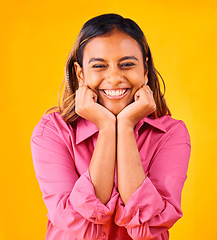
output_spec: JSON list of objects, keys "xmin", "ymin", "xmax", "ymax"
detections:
[{"xmin": 31, "ymin": 112, "xmax": 191, "ymax": 240}]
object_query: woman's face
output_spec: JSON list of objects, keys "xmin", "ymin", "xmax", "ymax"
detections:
[{"xmin": 75, "ymin": 29, "xmax": 147, "ymax": 115}]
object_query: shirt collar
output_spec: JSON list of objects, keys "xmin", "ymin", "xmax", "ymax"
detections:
[
  {"xmin": 139, "ymin": 117, "xmax": 166, "ymax": 133},
  {"xmin": 75, "ymin": 118, "xmax": 99, "ymax": 145},
  {"xmin": 75, "ymin": 116, "xmax": 166, "ymax": 145}
]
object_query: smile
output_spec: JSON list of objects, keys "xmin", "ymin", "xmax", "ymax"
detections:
[
  {"xmin": 104, "ymin": 89, "xmax": 127, "ymax": 96},
  {"xmin": 101, "ymin": 88, "xmax": 129, "ymax": 99}
]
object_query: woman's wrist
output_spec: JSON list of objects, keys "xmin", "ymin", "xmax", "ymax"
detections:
[
  {"xmin": 117, "ymin": 117, "xmax": 135, "ymax": 131},
  {"xmin": 98, "ymin": 118, "xmax": 116, "ymax": 132}
]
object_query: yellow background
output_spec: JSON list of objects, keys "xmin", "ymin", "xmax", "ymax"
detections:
[{"xmin": 0, "ymin": 0, "xmax": 217, "ymax": 239}]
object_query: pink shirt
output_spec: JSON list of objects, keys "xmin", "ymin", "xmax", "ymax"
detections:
[{"xmin": 31, "ymin": 112, "xmax": 191, "ymax": 240}]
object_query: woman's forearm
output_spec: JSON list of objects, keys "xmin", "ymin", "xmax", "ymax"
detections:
[
  {"xmin": 89, "ymin": 122, "xmax": 116, "ymax": 205},
  {"xmin": 117, "ymin": 122, "xmax": 146, "ymax": 205}
]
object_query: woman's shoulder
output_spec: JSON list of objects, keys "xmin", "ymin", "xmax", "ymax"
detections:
[
  {"xmin": 159, "ymin": 115, "xmax": 188, "ymax": 130},
  {"xmin": 159, "ymin": 115, "xmax": 191, "ymax": 145},
  {"xmin": 146, "ymin": 115, "xmax": 188, "ymax": 132},
  {"xmin": 31, "ymin": 112, "xmax": 75, "ymax": 140}
]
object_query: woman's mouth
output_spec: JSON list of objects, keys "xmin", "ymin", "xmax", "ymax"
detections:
[{"xmin": 101, "ymin": 88, "xmax": 129, "ymax": 99}]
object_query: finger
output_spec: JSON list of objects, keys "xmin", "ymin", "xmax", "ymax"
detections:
[
  {"xmin": 75, "ymin": 85, "xmax": 90, "ymax": 107},
  {"xmin": 134, "ymin": 87, "xmax": 143, "ymax": 101},
  {"xmin": 86, "ymin": 85, "xmax": 99, "ymax": 98},
  {"xmin": 77, "ymin": 85, "xmax": 98, "ymax": 105},
  {"xmin": 86, "ymin": 88, "xmax": 98, "ymax": 103},
  {"xmin": 140, "ymin": 86, "xmax": 156, "ymax": 110},
  {"xmin": 137, "ymin": 85, "xmax": 152, "ymax": 98},
  {"xmin": 142, "ymin": 85, "xmax": 153, "ymax": 95},
  {"xmin": 134, "ymin": 86, "xmax": 147, "ymax": 100}
]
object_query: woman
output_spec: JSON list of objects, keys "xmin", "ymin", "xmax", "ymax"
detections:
[{"xmin": 31, "ymin": 13, "xmax": 191, "ymax": 240}]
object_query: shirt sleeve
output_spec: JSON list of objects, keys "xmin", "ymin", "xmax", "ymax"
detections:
[
  {"xmin": 31, "ymin": 116, "xmax": 119, "ymax": 239},
  {"xmin": 114, "ymin": 121, "xmax": 191, "ymax": 240}
]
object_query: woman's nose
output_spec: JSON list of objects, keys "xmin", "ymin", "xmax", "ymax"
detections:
[{"xmin": 105, "ymin": 67, "xmax": 124, "ymax": 85}]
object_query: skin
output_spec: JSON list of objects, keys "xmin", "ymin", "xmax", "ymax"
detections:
[{"xmin": 74, "ymin": 29, "xmax": 156, "ymax": 205}]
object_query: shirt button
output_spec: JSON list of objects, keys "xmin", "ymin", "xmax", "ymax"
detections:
[{"xmin": 101, "ymin": 232, "xmax": 106, "ymax": 239}]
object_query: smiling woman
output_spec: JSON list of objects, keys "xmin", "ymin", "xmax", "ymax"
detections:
[
  {"xmin": 74, "ymin": 29, "xmax": 149, "ymax": 115},
  {"xmin": 31, "ymin": 13, "xmax": 191, "ymax": 240}
]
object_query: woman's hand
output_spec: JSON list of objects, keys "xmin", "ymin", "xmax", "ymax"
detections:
[
  {"xmin": 76, "ymin": 85, "xmax": 117, "ymax": 204},
  {"xmin": 117, "ymin": 84, "xmax": 156, "ymax": 129},
  {"xmin": 75, "ymin": 85, "xmax": 116, "ymax": 130}
]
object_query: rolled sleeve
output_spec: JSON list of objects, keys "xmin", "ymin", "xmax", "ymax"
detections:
[
  {"xmin": 71, "ymin": 169, "xmax": 119, "ymax": 224},
  {"xmin": 115, "ymin": 177, "xmax": 164, "ymax": 229}
]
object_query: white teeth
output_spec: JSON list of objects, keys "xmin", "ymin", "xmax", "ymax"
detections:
[{"xmin": 104, "ymin": 89, "xmax": 127, "ymax": 96}]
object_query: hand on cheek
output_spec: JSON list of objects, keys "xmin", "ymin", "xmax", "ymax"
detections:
[
  {"xmin": 75, "ymin": 85, "xmax": 116, "ymax": 130},
  {"xmin": 117, "ymin": 84, "xmax": 156, "ymax": 129}
]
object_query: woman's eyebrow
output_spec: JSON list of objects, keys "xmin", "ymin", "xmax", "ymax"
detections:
[
  {"xmin": 119, "ymin": 56, "xmax": 139, "ymax": 62},
  {"xmin": 88, "ymin": 56, "xmax": 139, "ymax": 64},
  {"xmin": 88, "ymin": 58, "xmax": 106, "ymax": 64}
]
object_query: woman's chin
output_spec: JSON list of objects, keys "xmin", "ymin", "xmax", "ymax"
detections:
[{"xmin": 105, "ymin": 105, "xmax": 126, "ymax": 116}]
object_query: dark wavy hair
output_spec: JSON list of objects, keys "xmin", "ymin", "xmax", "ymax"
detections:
[{"xmin": 48, "ymin": 13, "xmax": 171, "ymax": 123}]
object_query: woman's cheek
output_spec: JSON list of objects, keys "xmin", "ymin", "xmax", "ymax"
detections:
[{"xmin": 89, "ymin": 73, "xmax": 104, "ymax": 88}]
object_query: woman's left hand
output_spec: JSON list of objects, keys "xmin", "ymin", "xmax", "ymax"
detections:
[{"xmin": 117, "ymin": 84, "xmax": 156, "ymax": 129}]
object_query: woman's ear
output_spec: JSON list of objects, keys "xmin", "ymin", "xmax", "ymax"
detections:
[{"xmin": 74, "ymin": 62, "xmax": 84, "ymax": 86}]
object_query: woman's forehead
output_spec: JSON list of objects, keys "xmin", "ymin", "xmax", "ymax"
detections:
[{"xmin": 82, "ymin": 30, "xmax": 143, "ymax": 61}]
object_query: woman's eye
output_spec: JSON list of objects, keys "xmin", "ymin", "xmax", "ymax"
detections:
[
  {"xmin": 92, "ymin": 64, "xmax": 107, "ymax": 69},
  {"xmin": 120, "ymin": 62, "xmax": 135, "ymax": 68}
]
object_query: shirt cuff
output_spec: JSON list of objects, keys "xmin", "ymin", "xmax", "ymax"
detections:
[
  {"xmin": 115, "ymin": 176, "xmax": 164, "ymax": 228},
  {"xmin": 70, "ymin": 169, "xmax": 119, "ymax": 224}
]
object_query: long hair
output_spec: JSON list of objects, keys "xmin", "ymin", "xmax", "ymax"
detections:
[{"xmin": 47, "ymin": 13, "xmax": 171, "ymax": 124}]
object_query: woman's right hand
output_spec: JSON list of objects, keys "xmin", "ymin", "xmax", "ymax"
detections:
[{"xmin": 75, "ymin": 85, "xmax": 116, "ymax": 130}]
